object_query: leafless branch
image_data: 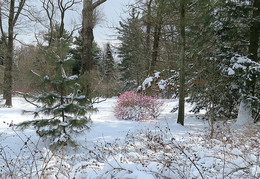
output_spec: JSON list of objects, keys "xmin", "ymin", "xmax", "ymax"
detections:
[
  {"xmin": 93, "ymin": 0, "xmax": 107, "ymax": 9},
  {"xmin": 13, "ymin": 0, "xmax": 26, "ymax": 26}
]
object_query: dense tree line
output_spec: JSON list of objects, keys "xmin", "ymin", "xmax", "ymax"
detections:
[
  {"xmin": 117, "ymin": 0, "xmax": 259, "ymax": 125},
  {"xmin": 0, "ymin": 0, "xmax": 259, "ymax": 129}
]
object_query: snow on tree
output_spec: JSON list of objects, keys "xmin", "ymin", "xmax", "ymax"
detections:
[
  {"xmin": 225, "ymin": 55, "xmax": 260, "ymax": 123},
  {"xmin": 235, "ymin": 100, "xmax": 254, "ymax": 126},
  {"xmin": 138, "ymin": 70, "xmax": 179, "ymax": 95},
  {"xmin": 17, "ymin": 57, "xmax": 95, "ymax": 148}
]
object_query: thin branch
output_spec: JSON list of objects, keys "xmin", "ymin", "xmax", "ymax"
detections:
[
  {"xmin": 0, "ymin": 7, "xmax": 7, "ymax": 46},
  {"xmin": 13, "ymin": 0, "xmax": 26, "ymax": 26}
]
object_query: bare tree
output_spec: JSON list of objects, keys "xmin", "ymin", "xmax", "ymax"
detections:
[
  {"xmin": 38, "ymin": 0, "xmax": 81, "ymax": 47},
  {"xmin": 0, "ymin": 0, "xmax": 26, "ymax": 107},
  {"xmin": 40, "ymin": 0, "xmax": 55, "ymax": 47},
  {"xmin": 58, "ymin": 0, "xmax": 81, "ymax": 38}
]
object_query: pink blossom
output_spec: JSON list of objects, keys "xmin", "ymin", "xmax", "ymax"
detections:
[{"xmin": 114, "ymin": 90, "xmax": 163, "ymax": 121}]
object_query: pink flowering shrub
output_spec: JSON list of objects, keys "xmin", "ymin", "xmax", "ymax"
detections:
[{"xmin": 114, "ymin": 90, "xmax": 163, "ymax": 121}]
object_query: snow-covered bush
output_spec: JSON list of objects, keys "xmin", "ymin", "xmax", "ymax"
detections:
[
  {"xmin": 1, "ymin": 120, "xmax": 259, "ymax": 178},
  {"xmin": 76, "ymin": 124, "xmax": 260, "ymax": 179},
  {"xmin": 114, "ymin": 90, "xmax": 163, "ymax": 121}
]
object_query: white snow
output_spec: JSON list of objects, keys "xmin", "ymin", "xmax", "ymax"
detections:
[
  {"xmin": 227, "ymin": 67, "xmax": 235, "ymax": 75},
  {"xmin": 236, "ymin": 56, "xmax": 252, "ymax": 64},
  {"xmin": 235, "ymin": 100, "xmax": 254, "ymax": 126},
  {"xmin": 141, "ymin": 77, "xmax": 154, "ymax": 89},
  {"xmin": 231, "ymin": 148, "xmax": 243, "ymax": 155},
  {"xmin": 0, "ymin": 96, "xmax": 259, "ymax": 179},
  {"xmin": 67, "ymin": 75, "xmax": 78, "ymax": 81},
  {"xmin": 157, "ymin": 80, "xmax": 167, "ymax": 90},
  {"xmin": 154, "ymin": 72, "xmax": 160, "ymax": 78}
]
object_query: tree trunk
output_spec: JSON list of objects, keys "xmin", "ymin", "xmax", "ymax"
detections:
[
  {"xmin": 150, "ymin": 21, "xmax": 162, "ymax": 73},
  {"xmin": 248, "ymin": 0, "xmax": 259, "ymax": 96},
  {"xmin": 149, "ymin": 2, "xmax": 163, "ymax": 74},
  {"xmin": 81, "ymin": 0, "xmax": 106, "ymax": 74},
  {"xmin": 80, "ymin": 0, "xmax": 106, "ymax": 97},
  {"xmin": 145, "ymin": 0, "xmax": 152, "ymax": 75},
  {"xmin": 81, "ymin": 0, "xmax": 94, "ymax": 74},
  {"xmin": 3, "ymin": 0, "xmax": 15, "ymax": 107},
  {"xmin": 1, "ymin": 0, "xmax": 25, "ymax": 107},
  {"xmin": 177, "ymin": 0, "xmax": 186, "ymax": 125}
]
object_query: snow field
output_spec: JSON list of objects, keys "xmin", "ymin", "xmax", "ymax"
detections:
[{"xmin": 0, "ymin": 97, "xmax": 259, "ymax": 178}]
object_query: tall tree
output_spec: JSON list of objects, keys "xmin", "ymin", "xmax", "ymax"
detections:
[
  {"xmin": 149, "ymin": 0, "xmax": 165, "ymax": 74},
  {"xmin": 117, "ymin": 9, "xmax": 147, "ymax": 90},
  {"xmin": 144, "ymin": 0, "xmax": 153, "ymax": 74},
  {"xmin": 187, "ymin": 0, "xmax": 259, "ymax": 124},
  {"xmin": 0, "ymin": 0, "xmax": 26, "ymax": 107},
  {"xmin": 177, "ymin": 0, "xmax": 186, "ymax": 125},
  {"xmin": 248, "ymin": 0, "xmax": 259, "ymax": 96},
  {"xmin": 16, "ymin": 0, "xmax": 95, "ymax": 147},
  {"xmin": 103, "ymin": 43, "xmax": 115, "ymax": 77},
  {"xmin": 81, "ymin": 0, "xmax": 107, "ymax": 74}
]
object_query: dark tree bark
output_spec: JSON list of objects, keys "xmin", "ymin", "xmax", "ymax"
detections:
[
  {"xmin": 1, "ymin": 0, "xmax": 26, "ymax": 107},
  {"xmin": 145, "ymin": 0, "xmax": 153, "ymax": 75},
  {"xmin": 150, "ymin": 18, "xmax": 162, "ymax": 73},
  {"xmin": 149, "ymin": 1, "xmax": 163, "ymax": 74},
  {"xmin": 249, "ymin": 0, "xmax": 260, "ymax": 96},
  {"xmin": 81, "ymin": 0, "xmax": 107, "ymax": 74},
  {"xmin": 177, "ymin": 0, "xmax": 186, "ymax": 126}
]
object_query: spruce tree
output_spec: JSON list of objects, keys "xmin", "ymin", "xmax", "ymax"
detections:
[
  {"xmin": 69, "ymin": 33, "xmax": 102, "ymax": 75},
  {"xmin": 17, "ymin": 25, "xmax": 95, "ymax": 148},
  {"xmin": 96, "ymin": 43, "xmax": 121, "ymax": 97},
  {"xmin": 18, "ymin": 58, "xmax": 95, "ymax": 148},
  {"xmin": 103, "ymin": 43, "xmax": 115, "ymax": 77},
  {"xmin": 188, "ymin": 0, "xmax": 259, "ymax": 122},
  {"xmin": 117, "ymin": 9, "xmax": 147, "ymax": 90}
]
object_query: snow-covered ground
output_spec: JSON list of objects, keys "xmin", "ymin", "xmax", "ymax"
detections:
[{"xmin": 0, "ymin": 96, "xmax": 259, "ymax": 179}]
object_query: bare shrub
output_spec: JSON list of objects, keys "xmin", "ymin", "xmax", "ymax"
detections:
[
  {"xmin": 1, "ymin": 123, "xmax": 259, "ymax": 178},
  {"xmin": 78, "ymin": 124, "xmax": 259, "ymax": 179},
  {"xmin": 0, "ymin": 131, "xmax": 72, "ymax": 179}
]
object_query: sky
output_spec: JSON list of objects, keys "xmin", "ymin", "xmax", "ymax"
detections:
[
  {"xmin": 16, "ymin": 0, "xmax": 135, "ymax": 47},
  {"xmin": 93, "ymin": 0, "xmax": 135, "ymax": 47}
]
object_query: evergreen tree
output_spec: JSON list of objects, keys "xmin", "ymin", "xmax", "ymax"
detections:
[
  {"xmin": 95, "ymin": 43, "xmax": 121, "ymax": 97},
  {"xmin": 70, "ymin": 35, "xmax": 83, "ymax": 75},
  {"xmin": 188, "ymin": 0, "xmax": 259, "ymax": 122},
  {"xmin": 103, "ymin": 43, "xmax": 115, "ymax": 77},
  {"xmin": 69, "ymin": 32, "xmax": 102, "ymax": 75},
  {"xmin": 17, "ymin": 24, "xmax": 95, "ymax": 148},
  {"xmin": 117, "ymin": 9, "xmax": 147, "ymax": 90},
  {"xmin": 18, "ymin": 58, "xmax": 95, "ymax": 148}
]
